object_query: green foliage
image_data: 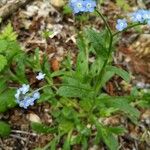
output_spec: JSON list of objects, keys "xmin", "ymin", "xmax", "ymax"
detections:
[
  {"xmin": 116, "ymin": 0, "xmax": 130, "ymax": 11},
  {"xmin": 0, "ymin": 23, "xmax": 26, "ymax": 112},
  {"xmin": 0, "ymin": 121, "xmax": 11, "ymax": 137},
  {"xmin": 0, "ymin": 55, "xmax": 7, "ymax": 71},
  {"xmin": 85, "ymin": 28, "xmax": 110, "ymax": 58},
  {"xmin": 0, "ymin": 89, "xmax": 16, "ymax": 113},
  {"xmin": 32, "ymin": 26, "xmax": 144, "ymax": 150},
  {"xmin": 100, "ymin": 96, "xmax": 140, "ymax": 123},
  {"xmin": 0, "ymin": 5, "xmax": 148, "ymax": 150},
  {"xmin": 63, "ymin": 5, "xmax": 72, "ymax": 15},
  {"xmin": 31, "ymin": 122, "xmax": 56, "ymax": 134},
  {"xmin": 0, "ymin": 23, "xmax": 17, "ymax": 40}
]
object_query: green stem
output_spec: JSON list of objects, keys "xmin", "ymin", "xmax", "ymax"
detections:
[
  {"xmin": 95, "ymin": 9, "xmax": 112, "ymax": 36},
  {"xmin": 113, "ymin": 23, "xmax": 143, "ymax": 37},
  {"xmin": 28, "ymin": 82, "xmax": 94, "ymax": 97},
  {"xmin": 94, "ymin": 10, "xmax": 113, "ymax": 94},
  {"xmin": 94, "ymin": 35, "xmax": 113, "ymax": 94}
]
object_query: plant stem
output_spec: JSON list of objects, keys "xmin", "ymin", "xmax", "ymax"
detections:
[
  {"xmin": 94, "ymin": 35, "xmax": 113, "ymax": 94},
  {"xmin": 113, "ymin": 23, "xmax": 143, "ymax": 37},
  {"xmin": 94, "ymin": 10, "xmax": 113, "ymax": 94},
  {"xmin": 95, "ymin": 9, "xmax": 112, "ymax": 36}
]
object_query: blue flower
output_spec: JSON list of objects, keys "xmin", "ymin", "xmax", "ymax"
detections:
[
  {"xmin": 69, "ymin": 0, "xmax": 96, "ymax": 14},
  {"xmin": 33, "ymin": 92, "xmax": 40, "ymax": 99},
  {"xmin": 130, "ymin": 9, "xmax": 150, "ymax": 24},
  {"xmin": 20, "ymin": 84, "xmax": 30, "ymax": 94},
  {"xmin": 130, "ymin": 10, "xmax": 144, "ymax": 23},
  {"xmin": 84, "ymin": 0, "xmax": 96, "ymax": 12},
  {"xmin": 36, "ymin": 72, "xmax": 45, "ymax": 80},
  {"xmin": 116, "ymin": 19, "xmax": 128, "ymax": 31},
  {"xmin": 142, "ymin": 10, "xmax": 150, "ymax": 20},
  {"xmin": 69, "ymin": 0, "xmax": 85, "ymax": 14},
  {"xmin": 15, "ymin": 85, "xmax": 40, "ymax": 109}
]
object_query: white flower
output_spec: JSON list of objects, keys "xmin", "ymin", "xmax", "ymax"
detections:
[
  {"xmin": 20, "ymin": 84, "xmax": 30, "ymax": 94},
  {"xmin": 36, "ymin": 72, "xmax": 45, "ymax": 80}
]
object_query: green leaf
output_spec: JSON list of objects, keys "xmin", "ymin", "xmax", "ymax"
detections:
[
  {"xmin": 109, "ymin": 66, "xmax": 131, "ymax": 83},
  {"xmin": 0, "ymin": 89, "xmax": 16, "ymax": 113},
  {"xmin": 79, "ymin": 99, "xmax": 92, "ymax": 112},
  {"xmin": 31, "ymin": 122, "xmax": 56, "ymax": 134},
  {"xmin": 0, "ymin": 40, "xmax": 8, "ymax": 52},
  {"xmin": 101, "ymin": 127, "xmax": 119, "ymax": 150},
  {"xmin": 57, "ymin": 77, "xmax": 93, "ymax": 98},
  {"xmin": 0, "ymin": 55, "xmax": 7, "ymax": 71},
  {"xmin": 108, "ymin": 126, "xmax": 126, "ymax": 135},
  {"xmin": 81, "ymin": 137, "xmax": 88, "ymax": 150},
  {"xmin": 63, "ymin": 139, "xmax": 71, "ymax": 150},
  {"xmin": 94, "ymin": 121, "xmax": 119, "ymax": 150},
  {"xmin": 63, "ymin": 5, "xmax": 72, "ymax": 14},
  {"xmin": 59, "ymin": 121, "xmax": 74, "ymax": 134},
  {"xmin": 62, "ymin": 107, "xmax": 75, "ymax": 119},
  {"xmin": 38, "ymin": 87, "xmax": 55, "ymax": 103},
  {"xmin": 116, "ymin": 0, "xmax": 130, "ymax": 11},
  {"xmin": 76, "ymin": 35, "xmax": 89, "ymax": 78},
  {"xmin": 0, "ymin": 78, "xmax": 7, "ymax": 93},
  {"xmin": 104, "ymin": 97, "xmax": 140, "ymax": 123},
  {"xmin": 58, "ymin": 85, "xmax": 88, "ymax": 98},
  {"xmin": 85, "ymin": 29, "xmax": 110, "ymax": 58},
  {"xmin": 0, "ymin": 121, "xmax": 11, "ymax": 137},
  {"xmin": 101, "ymin": 69, "xmax": 115, "ymax": 87},
  {"xmin": 76, "ymin": 50, "xmax": 88, "ymax": 78},
  {"xmin": 0, "ymin": 23, "xmax": 17, "ymax": 41},
  {"xmin": 90, "ymin": 57, "xmax": 104, "ymax": 77}
]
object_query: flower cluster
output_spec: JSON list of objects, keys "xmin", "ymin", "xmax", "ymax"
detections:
[
  {"xmin": 15, "ymin": 72, "xmax": 45, "ymax": 109},
  {"xmin": 15, "ymin": 84, "xmax": 40, "ymax": 109},
  {"xmin": 69, "ymin": 0, "xmax": 96, "ymax": 14},
  {"xmin": 116, "ymin": 9, "xmax": 150, "ymax": 31},
  {"xmin": 130, "ymin": 9, "xmax": 150, "ymax": 24}
]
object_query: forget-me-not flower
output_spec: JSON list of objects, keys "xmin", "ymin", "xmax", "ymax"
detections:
[
  {"xmin": 19, "ymin": 84, "xmax": 30, "ymax": 94},
  {"xmin": 15, "ymin": 84, "xmax": 40, "ymax": 109},
  {"xmin": 130, "ymin": 10, "xmax": 144, "ymax": 23},
  {"xmin": 36, "ymin": 72, "xmax": 45, "ymax": 80},
  {"xmin": 116, "ymin": 19, "xmax": 128, "ymax": 31},
  {"xmin": 69, "ymin": 0, "xmax": 85, "ymax": 14},
  {"xmin": 69, "ymin": 0, "xmax": 96, "ymax": 14},
  {"xmin": 84, "ymin": 0, "xmax": 96, "ymax": 12},
  {"xmin": 130, "ymin": 9, "xmax": 150, "ymax": 25}
]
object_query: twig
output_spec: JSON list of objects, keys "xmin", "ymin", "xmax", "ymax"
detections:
[
  {"xmin": 10, "ymin": 134, "xmax": 27, "ymax": 141},
  {"xmin": 11, "ymin": 130, "xmax": 37, "ymax": 136}
]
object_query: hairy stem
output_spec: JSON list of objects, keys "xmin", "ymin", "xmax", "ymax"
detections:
[
  {"xmin": 113, "ymin": 23, "xmax": 143, "ymax": 37},
  {"xmin": 95, "ymin": 9, "xmax": 112, "ymax": 36},
  {"xmin": 94, "ymin": 10, "xmax": 113, "ymax": 94}
]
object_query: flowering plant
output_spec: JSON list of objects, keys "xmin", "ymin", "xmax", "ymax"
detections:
[
  {"xmin": 30, "ymin": 1, "xmax": 150, "ymax": 150},
  {"xmin": 0, "ymin": 0, "xmax": 149, "ymax": 149}
]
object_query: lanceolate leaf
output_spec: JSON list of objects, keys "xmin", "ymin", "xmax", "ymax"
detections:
[
  {"xmin": 31, "ymin": 122, "xmax": 57, "ymax": 134},
  {"xmin": 102, "ymin": 97, "xmax": 140, "ymax": 123},
  {"xmin": 0, "ymin": 55, "xmax": 7, "ymax": 72},
  {"xmin": 109, "ymin": 66, "xmax": 131, "ymax": 83},
  {"xmin": 0, "ymin": 40, "xmax": 8, "ymax": 52},
  {"xmin": 0, "ymin": 89, "xmax": 16, "ymax": 113}
]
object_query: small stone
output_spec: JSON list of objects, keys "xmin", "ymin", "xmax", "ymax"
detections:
[
  {"xmin": 50, "ymin": 0, "xmax": 65, "ymax": 8},
  {"xmin": 27, "ymin": 113, "xmax": 41, "ymax": 123}
]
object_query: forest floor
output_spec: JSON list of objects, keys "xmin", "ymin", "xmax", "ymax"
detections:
[{"xmin": 0, "ymin": 0, "xmax": 150, "ymax": 149}]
